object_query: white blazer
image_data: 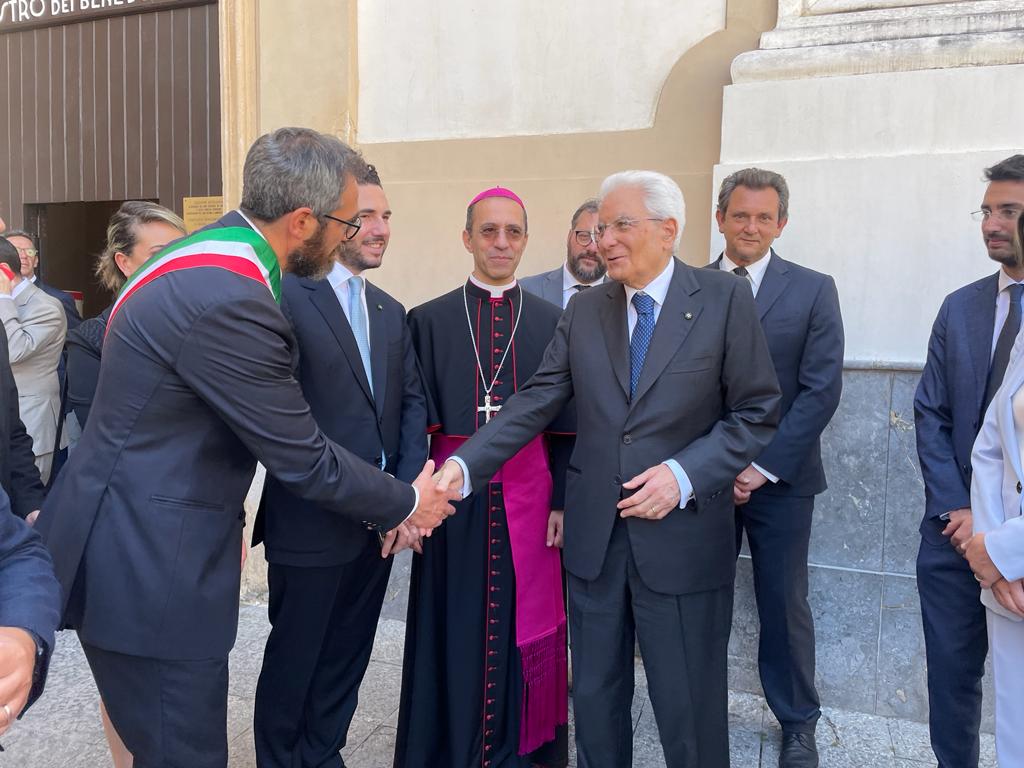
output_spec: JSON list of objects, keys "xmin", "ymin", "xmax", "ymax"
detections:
[{"xmin": 971, "ymin": 330, "xmax": 1024, "ymax": 604}]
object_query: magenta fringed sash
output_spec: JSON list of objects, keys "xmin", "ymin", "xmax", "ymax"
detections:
[{"xmin": 430, "ymin": 434, "xmax": 568, "ymax": 755}]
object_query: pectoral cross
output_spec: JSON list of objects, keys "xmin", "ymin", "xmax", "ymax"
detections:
[{"xmin": 478, "ymin": 394, "xmax": 501, "ymax": 423}]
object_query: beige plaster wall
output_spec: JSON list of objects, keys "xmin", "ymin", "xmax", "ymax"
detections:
[{"xmin": 239, "ymin": 0, "xmax": 776, "ymax": 310}]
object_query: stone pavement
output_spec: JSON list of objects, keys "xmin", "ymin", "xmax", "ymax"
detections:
[{"xmin": 3, "ymin": 600, "xmax": 998, "ymax": 768}]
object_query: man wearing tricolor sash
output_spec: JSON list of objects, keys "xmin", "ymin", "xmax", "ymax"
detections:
[{"xmin": 36, "ymin": 128, "xmax": 458, "ymax": 768}]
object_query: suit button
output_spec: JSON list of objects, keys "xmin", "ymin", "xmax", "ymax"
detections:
[
  {"xmin": 1017, "ymin": 482, "xmax": 1022, "ymax": 494},
  {"xmin": 973, "ymin": 420, "xmax": 979, "ymax": 430},
  {"xmin": 622, "ymin": 434, "xmax": 632, "ymax": 445},
  {"xmin": 613, "ymin": 475, "xmax": 622, "ymax": 485}
]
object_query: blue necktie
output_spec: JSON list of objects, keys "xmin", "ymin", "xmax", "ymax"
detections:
[
  {"xmin": 347, "ymin": 276, "xmax": 373, "ymax": 394},
  {"xmin": 630, "ymin": 292, "xmax": 655, "ymax": 398}
]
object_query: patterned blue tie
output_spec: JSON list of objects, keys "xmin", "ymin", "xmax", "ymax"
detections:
[
  {"xmin": 347, "ymin": 276, "xmax": 373, "ymax": 393},
  {"xmin": 630, "ymin": 292, "xmax": 655, "ymax": 398}
]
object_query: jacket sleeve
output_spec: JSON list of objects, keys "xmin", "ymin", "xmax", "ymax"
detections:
[
  {"xmin": 174, "ymin": 295, "xmax": 416, "ymax": 532},
  {"xmin": 672, "ymin": 280, "xmax": 782, "ymax": 506},
  {"xmin": 394, "ymin": 312, "xmax": 429, "ymax": 484},
  {"xmin": 0, "ymin": 493, "xmax": 60, "ymax": 711},
  {"xmin": 755, "ymin": 276, "xmax": 844, "ymax": 482},
  {"xmin": 0, "ymin": 299, "xmax": 66, "ymax": 365},
  {"xmin": 0, "ymin": 332, "xmax": 44, "ymax": 518},
  {"xmin": 914, "ymin": 296, "xmax": 971, "ymax": 519},
  {"xmin": 456, "ymin": 299, "xmax": 577, "ymax": 490}
]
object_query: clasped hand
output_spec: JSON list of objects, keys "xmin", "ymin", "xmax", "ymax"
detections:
[
  {"xmin": 965, "ymin": 531, "xmax": 1024, "ymax": 618},
  {"xmin": 0, "ymin": 627, "xmax": 36, "ymax": 738},
  {"xmin": 406, "ymin": 459, "xmax": 462, "ymax": 535},
  {"xmin": 617, "ymin": 464, "xmax": 680, "ymax": 519}
]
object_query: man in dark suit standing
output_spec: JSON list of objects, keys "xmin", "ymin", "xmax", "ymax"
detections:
[
  {"xmin": 520, "ymin": 198, "xmax": 606, "ymax": 309},
  {"xmin": 0, "ymin": 490, "xmax": 60, "ymax": 743},
  {"xmin": 915, "ymin": 153, "xmax": 1024, "ymax": 768},
  {"xmin": 709, "ymin": 168, "xmax": 844, "ymax": 768},
  {"xmin": 252, "ymin": 163, "xmax": 429, "ymax": 767},
  {"xmin": 36, "ymin": 128, "xmax": 457, "ymax": 768},
  {"xmin": 437, "ymin": 170, "xmax": 781, "ymax": 768},
  {"xmin": 4, "ymin": 230, "xmax": 81, "ymax": 331}
]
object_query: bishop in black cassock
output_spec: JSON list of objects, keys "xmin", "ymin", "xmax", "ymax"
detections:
[{"xmin": 395, "ymin": 188, "xmax": 571, "ymax": 768}]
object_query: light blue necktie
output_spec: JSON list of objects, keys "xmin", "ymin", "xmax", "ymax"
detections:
[
  {"xmin": 347, "ymin": 276, "xmax": 373, "ymax": 393},
  {"xmin": 630, "ymin": 292, "xmax": 655, "ymax": 398}
]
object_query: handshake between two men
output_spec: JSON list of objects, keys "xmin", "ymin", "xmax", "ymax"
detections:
[{"xmin": 378, "ymin": 459, "xmax": 465, "ymax": 557}]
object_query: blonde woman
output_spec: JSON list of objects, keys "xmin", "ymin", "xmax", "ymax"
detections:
[
  {"xmin": 67, "ymin": 201, "xmax": 185, "ymax": 768},
  {"xmin": 967, "ymin": 210, "xmax": 1024, "ymax": 766}
]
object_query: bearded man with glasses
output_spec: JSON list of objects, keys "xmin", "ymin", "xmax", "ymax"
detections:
[{"xmin": 521, "ymin": 199, "xmax": 606, "ymax": 309}]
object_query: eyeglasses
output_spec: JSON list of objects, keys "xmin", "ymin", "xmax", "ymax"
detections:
[
  {"xmin": 595, "ymin": 217, "xmax": 665, "ymax": 239},
  {"xmin": 323, "ymin": 213, "xmax": 362, "ymax": 240},
  {"xmin": 14, "ymin": 246, "xmax": 37, "ymax": 258},
  {"xmin": 971, "ymin": 208, "xmax": 1022, "ymax": 222},
  {"xmin": 573, "ymin": 230, "xmax": 597, "ymax": 247},
  {"xmin": 476, "ymin": 224, "xmax": 525, "ymax": 242}
]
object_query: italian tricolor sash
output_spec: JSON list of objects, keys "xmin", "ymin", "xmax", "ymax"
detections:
[{"xmin": 106, "ymin": 226, "xmax": 280, "ymax": 332}]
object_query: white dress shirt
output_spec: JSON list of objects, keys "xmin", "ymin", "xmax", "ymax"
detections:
[
  {"xmin": 720, "ymin": 251, "xmax": 771, "ymax": 298},
  {"xmin": 561, "ymin": 265, "xmax": 604, "ymax": 309}
]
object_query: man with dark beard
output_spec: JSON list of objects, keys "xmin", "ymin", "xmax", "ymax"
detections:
[
  {"xmin": 521, "ymin": 198, "xmax": 606, "ymax": 308},
  {"xmin": 253, "ymin": 162, "xmax": 430, "ymax": 767},
  {"xmin": 915, "ymin": 153, "xmax": 1024, "ymax": 768},
  {"xmin": 36, "ymin": 128, "xmax": 458, "ymax": 768}
]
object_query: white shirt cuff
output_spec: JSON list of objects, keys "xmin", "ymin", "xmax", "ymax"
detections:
[
  {"xmin": 0, "ymin": 294, "xmax": 13, "ymax": 301},
  {"xmin": 449, "ymin": 456, "xmax": 472, "ymax": 498},
  {"xmin": 662, "ymin": 459, "xmax": 694, "ymax": 508},
  {"xmin": 752, "ymin": 462, "xmax": 780, "ymax": 484},
  {"xmin": 401, "ymin": 486, "xmax": 420, "ymax": 524}
]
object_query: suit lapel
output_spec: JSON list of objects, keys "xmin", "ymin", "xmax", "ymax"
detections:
[
  {"xmin": 630, "ymin": 260, "xmax": 702, "ymax": 407},
  {"xmin": 599, "ymin": 282, "xmax": 631, "ymax": 399},
  {"xmin": 968, "ymin": 274, "xmax": 999, "ymax": 413},
  {"xmin": 307, "ymin": 279, "xmax": 374, "ymax": 406},
  {"xmin": 545, "ymin": 269, "xmax": 562, "ymax": 307},
  {"xmin": 366, "ymin": 282, "xmax": 388, "ymax": 416},
  {"xmin": 755, "ymin": 251, "xmax": 790, "ymax": 319}
]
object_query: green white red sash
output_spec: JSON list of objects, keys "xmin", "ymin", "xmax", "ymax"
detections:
[{"xmin": 107, "ymin": 226, "xmax": 280, "ymax": 332}]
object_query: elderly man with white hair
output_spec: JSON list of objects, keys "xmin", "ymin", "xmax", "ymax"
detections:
[{"xmin": 436, "ymin": 170, "xmax": 781, "ymax": 768}]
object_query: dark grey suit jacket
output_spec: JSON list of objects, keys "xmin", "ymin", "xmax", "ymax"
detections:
[
  {"xmin": 38, "ymin": 212, "xmax": 415, "ymax": 661},
  {"xmin": 519, "ymin": 266, "xmax": 564, "ymax": 308},
  {"xmin": 456, "ymin": 259, "xmax": 781, "ymax": 594}
]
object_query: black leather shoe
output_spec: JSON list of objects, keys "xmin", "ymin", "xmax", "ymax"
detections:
[{"xmin": 779, "ymin": 732, "xmax": 818, "ymax": 768}]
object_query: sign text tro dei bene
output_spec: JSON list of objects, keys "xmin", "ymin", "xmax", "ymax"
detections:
[{"xmin": 0, "ymin": 0, "xmax": 196, "ymax": 27}]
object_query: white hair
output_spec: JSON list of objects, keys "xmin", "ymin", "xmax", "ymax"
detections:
[{"xmin": 598, "ymin": 170, "xmax": 685, "ymax": 255}]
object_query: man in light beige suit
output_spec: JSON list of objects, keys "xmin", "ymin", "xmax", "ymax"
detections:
[{"xmin": 0, "ymin": 238, "xmax": 67, "ymax": 484}]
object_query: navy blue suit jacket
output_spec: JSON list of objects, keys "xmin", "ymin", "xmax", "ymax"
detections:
[
  {"xmin": 709, "ymin": 252, "xmax": 844, "ymax": 496},
  {"xmin": 37, "ymin": 212, "xmax": 416, "ymax": 661},
  {"xmin": 254, "ymin": 272, "xmax": 428, "ymax": 566},
  {"xmin": 915, "ymin": 272, "xmax": 999, "ymax": 529},
  {"xmin": 0, "ymin": 492, "xmax": 60, "ymax": 710}
]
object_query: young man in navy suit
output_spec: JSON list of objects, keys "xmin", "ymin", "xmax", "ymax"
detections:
[
  {"xmin": 915, "ymin": 154, "xmax": 1024, "ymax": 768},
  {"xmin": 253, "ymin": 162, "xmax": 429, "ymax": 767},
  {"xmin": 712, "ymin": 168, "xmax": 844, "ymax": 768}
]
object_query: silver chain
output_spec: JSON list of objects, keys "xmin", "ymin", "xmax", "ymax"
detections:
[{"xmin": 462, "ymin": 283, "xmax": 524, "ymax": 399}]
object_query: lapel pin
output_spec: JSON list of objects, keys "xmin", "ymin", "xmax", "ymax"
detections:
[
  {"xmin": 684, "ymin": 312, "xmax": 693, "ymax": 320},
  {"xmin": 377, "ymin": 304, "xmax": 383, "ymax": 311}
]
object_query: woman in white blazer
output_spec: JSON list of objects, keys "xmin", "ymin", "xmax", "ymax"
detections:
[{"xmin": 968, "ymin": 211, "xmax": 1024, "ymax": 764}]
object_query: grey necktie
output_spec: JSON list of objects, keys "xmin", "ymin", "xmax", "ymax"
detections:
[
  {"xmin": 984, "ymin": 283, "xmax": 1024, "ymax": 413},
  {"xmin": 347, "ymin": 276, "xmax": 373, "ymax": 393}
]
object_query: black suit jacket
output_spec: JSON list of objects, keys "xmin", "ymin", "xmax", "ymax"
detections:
[
  {"xmin": 254, "ymin": 272, "xmax": 428, "ymax": 566},
  {"xmin": 708, "ymin": 252, "xmax": 844, "ymax": 496},
  {"xmin": 0, "ymin": 491, "xmax": 60, "ymax": 710},
  {"xmin": 456, "ymin": 259, "xmax": 781, "ymax": 594},
  {"xmin": 0, "ymin": 330, "xmax": 45, "ymax": 518},
  {"xmin": 35, "ymin": 280, "xmax": 82, "ymax": 331},
  {"xmin": 37, "ymin": 212, "xmax": 416, "ymax": 661}
]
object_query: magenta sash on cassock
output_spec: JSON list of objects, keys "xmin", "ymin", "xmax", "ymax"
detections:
[{"xmin": 430, "ymin": 434, "xmax": 568, "ymax": 755}]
